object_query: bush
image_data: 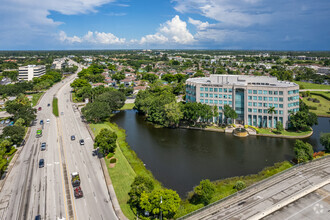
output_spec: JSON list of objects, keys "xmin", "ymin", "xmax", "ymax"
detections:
[
  {"xmin": 248, "ymin": 125, "xmax": 260, "ymax": 134},
  {"xmin": 294, "ymin": 140, "xmax": 314, "ymax": 163},
  {"xmin": 313, "ymin": 99, "xmax": 320, "ymax": 103},
  {"xmin": 107, "ymin": 152, "xmax": 114, "ymax": 159},
  {"xmin": 308, "ymin": 106, "xmax": 317, "ymax": 110},
  {"xmin": 313, "ymin": 151, "xmax": 325, "ymax": 158},
  {"xmin": 234, "ymin": 181, "xmax": 246, "ymax": 191},
  {"xmin": 110, "ymin": 158, "xmax": 117, "ymax": 164},
  {"xmin": 191, "ymin": 179, "xmax": 216, "ymax": 205}
]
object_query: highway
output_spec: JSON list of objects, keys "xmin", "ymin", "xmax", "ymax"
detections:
[
  {"xmin": 0, "ymin": 60, "xmax": 117, "ymax": 220},
  {"xmin": 181, "ymin": 157, "xmax": 330, "ymax": 220}
]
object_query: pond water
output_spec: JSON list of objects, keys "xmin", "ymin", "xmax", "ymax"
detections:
[{"xmin": 112, "ymin": 110, "xmax": 330, "ymax": 196}]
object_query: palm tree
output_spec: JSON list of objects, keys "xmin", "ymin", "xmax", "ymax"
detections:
[{"xmin": 267, "ymin": 106, "xmax": 276, "ymax": 128}]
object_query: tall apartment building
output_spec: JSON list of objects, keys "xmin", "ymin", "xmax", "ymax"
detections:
[
  {"xmin": 186, "ymin": 75, "xmax": 299, "ymax": 129},
  {"xmin": 18, "ymin": 65, "xmax": 46, "ymax": 81}
]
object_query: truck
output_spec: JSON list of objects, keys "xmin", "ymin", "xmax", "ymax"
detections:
[
  {"xmin": 36, "ymin": 129, "xmax": 42, "ymax": 138},
  {"xmin": 71, "ymin": 172, "xmax": 80, "ymax": 187},
  {"xmin": 74, "ymin": 186, "xmax": 83, "ymax": 198}
]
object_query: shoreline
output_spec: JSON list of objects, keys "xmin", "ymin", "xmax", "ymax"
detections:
[{"xmin": 179, "ymin": 125, "xmax": 314, "ymax": 139}]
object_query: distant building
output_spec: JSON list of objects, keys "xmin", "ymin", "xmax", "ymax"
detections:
[
  {"xmin": 186, "ymin": 75, "xmax": 299, "ymax": 129},
  {"xmin": 18, "ymin": 65, "xmax": 46, "ymax": 81}
]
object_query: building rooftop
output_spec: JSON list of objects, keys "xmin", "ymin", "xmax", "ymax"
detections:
[{"xmin": 186, "ymin": 75, "xmax": 298, "ymax": 88}]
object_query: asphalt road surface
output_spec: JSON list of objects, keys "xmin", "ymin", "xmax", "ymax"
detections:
[{"xmin": 0, "ymin": 61, "xmax": 117, "ymax": 220}]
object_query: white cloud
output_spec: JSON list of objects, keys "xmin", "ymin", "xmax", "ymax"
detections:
[
  {"xmin": 0, "ymin": 0, "xmax": 116, "ymax": 48},
  {"xmin": 139, "ymin": 15, "xmax": 195, "ymax": 45},
  {"xmin": 59, "ymin": 31, "xmax": 125, "ymax": 45},
  {"xmin": 174, "ymin": 0, "xmax": 270, "ymax": 27},
  {"xmin": 188, "ymin": 18, "xmax": 210, "ymax": 30}
]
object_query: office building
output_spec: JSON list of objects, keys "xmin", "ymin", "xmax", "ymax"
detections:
[
  {"xmin": 186, "ymin": 75, "xmax": 299, "ymax": 128},
  {"xmin": 18, "ymin": 65, "xmax": 46, "ymax": 81}
]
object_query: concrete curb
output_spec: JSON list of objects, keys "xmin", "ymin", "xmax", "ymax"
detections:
[
  {"xmin": 248, "ymin": 177, "xmax": 330, "ymax": 220},
  {"xmin": 254, "ymin": 130, "xmax": 314, "ymax": 139}
]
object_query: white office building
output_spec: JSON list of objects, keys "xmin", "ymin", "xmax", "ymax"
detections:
[
  {"xmin": 18, "ymin": 65, "xmax": 46, "ymax": 81},
  {"xmin": 186, "ymin": 75, "xmax": 299, "ymax": 129}
]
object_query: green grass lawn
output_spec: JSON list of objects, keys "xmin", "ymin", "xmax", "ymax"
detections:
[
  {"xmin": 52, "ymin": 97, "xmax": 59, "ymax": 117},
  {"xmin": 175, "ymin": 161, "xmax": 293, "ymax": 218},
  {"xmin": 294, "ymin": 81, "xmax": 330, "ymax": 90},
  {"xmin": 31, "ymin": 92, "xmax": 44, "ymax": 107},
  {"xmin": 301, "ymin": 92, "xmax": 330, "ymax": 116},
  {"xmin": 120, "ymin": 103, "xmax": 135, "ymax": 110},
  {"xmin": 257, "ymin": 128, "xmax": 313, "ymax": 137},
  {"xmin": 90, "ymin": 122, "xmax": 161, "ymax": 220}
]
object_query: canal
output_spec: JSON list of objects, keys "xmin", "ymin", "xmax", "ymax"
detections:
[{"xmin": 112, "ymin": 110, "xmax": 330, "ymax": 196}]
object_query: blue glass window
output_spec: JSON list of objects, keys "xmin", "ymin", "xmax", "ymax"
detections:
[
  {"xmin": 248, "ymin": 96, "xmax": 252, "ymax": 100},
  {"xmin": 214, "ymin": 100, "xmax": 218, "ymax": 104},
  {"xmin": 248, "ymin": 108, "xmax": 252, "ymax": 112},
  {"xmin": 274, "ymin": 97, "xmax": 278, "ymax": 102},
  {"xmin": 253, "ymin": 96, "xmax": 257, "ymax": 100},
  {"xmin": 279, "ymin": 91, "xmax": 283, "ymax": 95},
  {"xmin": 263, "ymin": 90, "xmax": 268, "ymax": 94},
  {"xmin": 200, "ymin": 99, "xmax": 204, "ymax": 103},
  {"xmin": 269, "ymin": 97, "xmax": 273, "ymax": 101},
  {"xmin": 210, "ymin": 94, "xmax": 213, "ymax": 98},
  {"xmin": 248, "ymin": 102, "xmax": 252, "ymax": 106},
  {"xmin": 210, "ymin": 100, "xmax": 213, "ymax": 104},
  {"xmin": 219, "ymin": 88, "xmax": 222, "ymax": 92},
  {"xmin": 253, "ymin": 90, "xmax": 257, "ymax": 94},
  {"xmin": 214, "ymin": 88, "xmax": 218, "ymax": 92},
  {"xmin": 258, "ymin": 103, "xmax": 262, "ymax": 107},
  {"xmin": 205, "ymin": 88, "xmax": 208, "ymax": 92},
  {"xmin": 248, "ymin": 90, "xmax": 252, "ymax": 94},
  {"xmin": 269, "ymin": 91, "xmax": 273, "ymax": 95},
  {"xmin": 253, "ymin": 102, "xmax": 257, "ymax": 106},
  {"xmin": 200, "ymin": 93, "xmax": 204, "ymax": 97},
  {"xmin": 224, "ymin": 101, "xmax": 227, "ymax": 105},
  {"xmin": 209, "ymin": 88, "xmax": 213, "ymax": 92},
  {"xmin": 253, "ymin": 109, "xmax": 257, "ymax": 113},
  {"xmin": 258, "ymin": 96, "xmax": 262, "ymax": 101},
  {"xmin": 200, "ymin": 87, "xmax": 204, "ymax": 91},
  {"xmin": 258, "ymin": 90, "xmax": 262, "ymax": 94},
  {"xmin": 224, "ymin": 88, "xmax": 227, "ymax": 93},
  {"xmin": 264, "ymin": 97, "xmax": 268, "ymax": 101},
  {"xmin": 205, "ymin": 99, "xmax": 208, "ymax": 103}
]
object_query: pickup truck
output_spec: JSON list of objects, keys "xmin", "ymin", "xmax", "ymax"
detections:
[{"xmin": 71, "ymin": 172, "xmax": 80, "ymax": 187}]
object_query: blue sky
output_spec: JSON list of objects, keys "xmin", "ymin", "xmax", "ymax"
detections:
[{"xmin": 0, "ymin": 0, "xmax": 329, "ymax": 50}]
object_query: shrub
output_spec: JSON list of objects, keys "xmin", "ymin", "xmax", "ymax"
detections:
[
  {"xmin": 191, "ymin": 179, "xmax": 216, "ymax": 205},
  {"xmin": 313, "ymin": 99, "xmax": 320, "ymax": 103},
  {"xmin": 313, "ymin": 151, "xmax": 325, "ymax": 158},
  {"xmin": 308, "ymin": 106, "xmax": 317, "ymax": 110},
  {"xmin": 107, "ymin": 152, "xmax": 114, "ymax": 159},
  {"xmin": 234, "ymin": 181, "xmax": 246, "ymax": 191},
  {"xmin": 110, "ymin": 158, "xmax": 116, "ymax": 164}
]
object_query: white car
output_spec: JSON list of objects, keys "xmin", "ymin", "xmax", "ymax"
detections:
[{"xmin": 46, "ymin": 119, "xmax": 50, "ymax": 123}]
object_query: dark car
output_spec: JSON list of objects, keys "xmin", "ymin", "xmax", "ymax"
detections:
[
  {"xmin": 39, "ymin": 159, "xmax": 44, "ymax": 168},
  {"xmin": 41, "ymin": 142, "xmax": 46, "ymax": 151},
  {"xmin": 35, "ymin": 215, "xmax": 41, "ymax": 220},
  {"xmin": 40, "ymin": 120, "xmax": 44, "ymax": 125},
  {"xmin": 71, "ymin": 135, "xmax": 75, "ymax": 141},
  {"xmin": 38, "ymin": 107, "xmax": 42, "ymax": 111},
  {"xmin": 47, "ymin": 103, "xmax": 50, "ymax": 107},
  {"xmin": 79, "ymin": 139, "xmax": 84, "ymax": 145}
]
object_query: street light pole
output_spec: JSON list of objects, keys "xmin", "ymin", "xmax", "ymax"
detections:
[{"xmin": 160, "ymin": 196, "xmax": 162, "ymax": 220}]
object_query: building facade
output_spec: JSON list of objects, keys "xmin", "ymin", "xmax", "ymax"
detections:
[
  {"xmin": 18, "ymin": 65, "xmax": 46, "ymax": 81},
  {"xmin": 186, "ymin": 75, "xmax": 299, "ymax": 129}
]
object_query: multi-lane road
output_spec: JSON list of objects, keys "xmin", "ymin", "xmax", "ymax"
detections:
[{"xmin": 0, "ymin": 61, "xmax": 117, "ymax": 220}]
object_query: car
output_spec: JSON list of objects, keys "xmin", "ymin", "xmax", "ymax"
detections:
[
  {"xmin": 5, "ymin": 119, "xmax": 10, "ymax": 124},
  {"xmin": 46, "ymin": 119, "xmax": 50, "ymax": 123},
  {"xmin": 38, "ymin": 107, "xmax": 42, "ymax": 111},
  {"xmin": 41, "ymin": 142, "xmax": 46, "ymax": 151},
  {"xmin": 47, "ymin": 103, "xmax": 50, "ymax": 107},
  {"xmin": 61, "ymin": 112, "xmax": 64, "ymax": 115},
  {"xmin": 35, "ymin": 215, "xmax": 41, "ymax": 220},
  {"xmin": 40, "ymin": 120, "xmax": 44, "ymax": 125},
  {"xmin": 79, "ymin": 139, "xmax": 84, "ymax": 145},
  {"xmin": 71, "ymin": 135, "xmax": 75, "ymax": 140},
  {"xmin": 39, "ymin": 159, "xmax": 44, "ymax": 168}
]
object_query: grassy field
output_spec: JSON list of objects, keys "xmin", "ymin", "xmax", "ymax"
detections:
[
  {"xmin": 257, "ymin": 128, "xmax": 313, "ymax": 137},
  {"xmin": 52, "ymin": 97, "xmax": 59, "ymax": 117},
  {"xmin": 120, "ymin": 103, "xmax": 135, "ymax": 110},
  {"xmin": 31, "ymin": 92, "xmax": 44, "ymax": 107},
  {"xmin": 294, "ymin": 81, "xmax": 330, "ymax": 90},
  {"xmin": 90, "ymin": 122, "xmax": 161, "ymax": 220},
  {"xmin": 301, "ymin": 92, "xmax": 330, "ymax": 116},
  {"xmin": 175, "ymin": 161, "xmax": 293, "ymax": 218}
]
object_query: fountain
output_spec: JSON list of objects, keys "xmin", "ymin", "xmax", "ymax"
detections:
[{"xmin": 233, "ymin": 127, "xmax": 249, "ymax": 137}]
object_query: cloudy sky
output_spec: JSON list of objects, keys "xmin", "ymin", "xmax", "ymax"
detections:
[{"xmin": 0, "ymin": 0, "xmax": 329, "ymax": 50}]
